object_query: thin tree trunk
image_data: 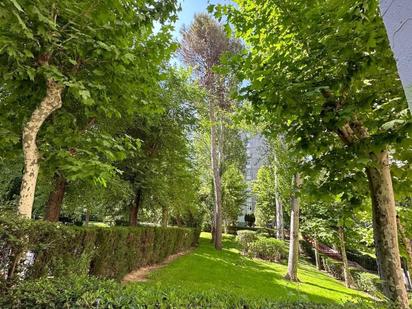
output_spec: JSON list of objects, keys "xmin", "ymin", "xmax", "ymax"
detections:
[
  {"xmin": 84, "ymin": 209, "xmax": 90, "ymax": 226},
  {"xmin": 275, "ymin": 197, "xmax": 284, "ymax": 240},
  {"xmin": 44, "ymin": 173, "xmax": 66, "ymax": 222},
  {"xmin": 161, "ymin": 206, "xmax": 168, "ymax": 227},
  {"xmin": 209, "ymin": 99, "xmax": 223, "ymax": 250},
  {"xmin": 129, "ymin": 189, "xmax": 142, "ymax": 226},
  {"xmin": 274, "ymin": 146, "xmax": 283, "ymax": 240},
  {"xmin": 18, "ymin": 80, "xmax": 64, "ymax": 218},
  {"xmin": 314, "ymin": 238, "xmax": 322, "ymax": 271},
  {"xmin": 285, "ymin": 173, "xmax": 302, "ymax": 282},
  {"xmin": 338, "ymin": 225, "xmax": 353, "ymax": 288},
  {"xmin": 366, "ymin": 150, "xmax": 409, "ymax": 308}
]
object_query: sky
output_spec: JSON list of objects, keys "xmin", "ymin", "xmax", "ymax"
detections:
[{"xmin": 172, "ymin": 0, "xmax": 233, "ymax": 39}]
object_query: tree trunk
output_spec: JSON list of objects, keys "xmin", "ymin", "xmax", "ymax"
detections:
[
  {"xmin": 274, "ymin": 166, "xmax": 284, "ymax": 240},
  {"xmin": 338, "ymin": 225, "xmax": 353, "ymax": 288},
  {"xmin": 84, "ymin": 209, "xmax": 90, "ymax": 226},
  {"xmin": 209, "ymin": 99, "xmax": 223, "ymax": 250},
  {"xmin": 44, "ymin": 173, "xmax": 66, "ymax": 222},
  {"xmin": 18, "ymin": 80, "xmax": 64, "ymax": 218},
  {"xmin": 314, "ymin": 238, "xmax": 322, "ymax": 271},
  {"xmin": 161, "ymin": 206, "xmax": 168, "ymax": 227},
  {"xmin": 366, "ymin": 150, "xmax": 409, "ymax": 308},
  {"xmin": 285, "ymin": 173, "xmax": 302, "ymax": 282},
  {"xmin": 129, "ymin": 189, "xmax": 142, "ymax": 226}
]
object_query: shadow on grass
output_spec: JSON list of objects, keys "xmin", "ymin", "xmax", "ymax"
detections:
[{"xmin": 142, "ymin": 234, "xmax": 371, "ymax": 304}]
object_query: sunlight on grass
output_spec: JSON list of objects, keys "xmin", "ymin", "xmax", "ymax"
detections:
[{"xmin": 137, "ymin": 232, "xmax": 371, "ymax": 304}]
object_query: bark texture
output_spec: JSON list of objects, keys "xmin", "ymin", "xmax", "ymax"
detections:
[
  {"xmin": 44, "ymin": 174, "xmax": 66, "ymax": 222},
  {"xmin": 129, "ymin": 189, "xmax": 142, "ymax": 226},
  {"xmin": 161, "ymin": 206, "xmax": 168, "ymax": 227},
  {"xmin": 285, "ymin": 173, "xmax": 302, "ymax": 281},
  {"xmin": 18, "ymin": 80, "xmax": 64, "ymax": 218},
  {"xmin": 338, "ymin": 225, "xmax": 353, "ymax": 288},
  {"xmin": 209, "ymin": 98, "xmax": 223, "ymax": 250},
  {"xmin": 366, "ymin": 150, "xmax": 409, "ymax": 308},
  {"xmin": 274, "ymin": 167, "xmax": 284, "ymax": 240}
]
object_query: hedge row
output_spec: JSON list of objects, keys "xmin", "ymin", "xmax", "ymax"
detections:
[
  {"xmin": 1, "ymin": 275, "xmax": 384, "ymax": 309},
  {"xmin": 0, "ymin": 213, "xmax": 200, "ymax": 285}
]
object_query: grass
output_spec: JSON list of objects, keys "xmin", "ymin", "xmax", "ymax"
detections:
[{"xmin": 136, "ymin": 232, "xmax": 371, "ymax": 305}]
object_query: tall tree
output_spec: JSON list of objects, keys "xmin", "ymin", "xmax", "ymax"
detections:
[
  {"xmin": 0, "ymin": 0, "xmax": 178, "ymax": 218},
  {"xmin": 215, "ymin": 1, "xmax": 410, "ymax": 306},
  {"xmin": 180, "ymin": 14, "xmax": 240, "ymax": 249}
]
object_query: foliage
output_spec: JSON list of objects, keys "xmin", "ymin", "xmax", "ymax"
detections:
[
  {"xmin": 236, "ymin": 230, "xmax": 257, "ymax": 253},
  {"xmin": 253, "ymin": 166, "xmax": 276, "ymax": 226},
  {"xmin": 244, "ymin": 213, "xmax": 255, "ymax": 227},
  {"xmin": 350, "ymin": 270, "xmax": 383, "ymax": 298},
  {"xmin": 0, "ymin": 274, "xmax": 380, "ymax": 309},
  {"xmin": 248, "ymin": 237, "xmax": 288, "ymax": 262},
  {"xmin": 221, "ymin": 163, "xmax": 247, "ymax": 227},
  {"xmin": 0, "ymin": 212, "xmax": 200, "ymax": 284}
]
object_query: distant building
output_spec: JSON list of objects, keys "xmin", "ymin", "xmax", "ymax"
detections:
[{"xmin": 238, "ymin": 134, "xmax": 267, "ymax": 225}]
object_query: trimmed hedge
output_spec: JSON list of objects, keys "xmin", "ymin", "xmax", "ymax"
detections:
[
  {"xmin": 0, "ymin": 213, "xmax": 200, "ymax": 285},
  {"xmin": 248, "ymin": 237, "xmax": 288, "ymax": 262},
  {"xmin": 0, "ymin": 275, "xmax": 384, "ymax": 308}
]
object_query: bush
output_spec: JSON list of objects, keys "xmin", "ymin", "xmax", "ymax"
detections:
[
  {"xmin": 0, "ymin": 275, "xmax": 383, "ymax": 308},
  {"xmin": 0, "ymin": 212, "xmax": 200, "ymax": 285},
  {"xmin": 350, "ymin": 269, "xmax": 383, "ymax": 298},
  {"xmin": 236, "ymin": 230, "xmax": 257, "ymax": 253},
  {"xmin": 248, "ymin": 237, "xmax": 288, "ymax": 262},
  {"xmin": 244, "ymin": 213, "xmax": 256, "ymax": 227}
]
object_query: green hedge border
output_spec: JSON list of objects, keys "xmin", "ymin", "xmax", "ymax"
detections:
[{"xmin": 0, "ymin": 213, "xmax": 200, "ymax": 284}]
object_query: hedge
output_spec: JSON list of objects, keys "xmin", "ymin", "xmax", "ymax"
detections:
[
  {"xmin": 0, "ymin": 213, "xmax": 200, "ymax": 286},
  {"xmin": 1, "ymin": 275, "xmax": 384, "ymax": 309}
]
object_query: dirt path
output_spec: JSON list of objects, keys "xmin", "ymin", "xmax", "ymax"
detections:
[{"xmin": 122, "ymin": 249, "xmax": 192, "ymax": 283}]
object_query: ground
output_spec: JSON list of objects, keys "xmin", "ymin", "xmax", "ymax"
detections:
[{"xmin": 133, "ymin": 232, "xmax": 371, "ymax": 304}]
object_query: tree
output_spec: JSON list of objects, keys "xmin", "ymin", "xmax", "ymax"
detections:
[
  {"xmin": 285, "ymin": 173, "xmax": 302, "ymax": 282},
  {"xmin": 180, "ymin": 13, "xmax": 241, "ymax": 249},
  {"xmin": 221, "ymin": 164, "xmax": 247, "ymax": 231},
  {"xmin": 0, "ymin": 0, "xmax": 178, "ymax": 218},
  {"xmin": 215, "ymin": 1, "xmax": 410, "ymax": 306}
]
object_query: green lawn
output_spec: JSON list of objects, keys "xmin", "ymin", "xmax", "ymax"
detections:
[{"xmin": 137, "ymin": 232, "xmax": 371, "ymax": 304}]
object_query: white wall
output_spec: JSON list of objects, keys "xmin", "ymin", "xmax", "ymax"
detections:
[{"xmin": 380, "ymin": 0, "xmax": 412, "ymax": 112}]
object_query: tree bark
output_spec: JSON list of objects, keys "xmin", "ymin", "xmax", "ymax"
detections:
[
  {"xmin": 275, "ymin": 197, "xmax": 284, "ymax": 240},
  {"xmin": 314, "ymin": 238, "xmax": 322, "ymax": 271},
  {"xmin": 366, "ymin": 150, "xmax": 409, "ymax": 308},
  {"xmin": 18, "ymin": 80, "xmax": 64, "ymax": 218},
  {"xmin": 338, "ymin": 225, "xmax": 353, "ymax": 288},
  {"xmin": 274, "ymin": 146, "xmax": 284, "ymax": 240},
  {"xmin": 44, "ymin": 173, "xmax": 66, "ymax": 222},
  {"xmin": 161, "ymin": 206, "xmax": 168, "ymax": 227},
  {"xmin": 129, "ymin": 189, "xmax": 142, "ymax": 226},
  {"xmin": 285, "ymin": 173, "xmax": 302, "ymax": 282},
  {"xmin": 209, "ymin": 98, "xmax": 223, "ymax": 250}
]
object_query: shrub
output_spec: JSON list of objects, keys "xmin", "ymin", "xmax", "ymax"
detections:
[
  {"xmin": 350, "ymin": 269, "xmax": 383, "ymax": 298},
  {"xmin": 0, "ymin": 212, "xmax": 200, "ymax": 285},
  {"xmin": 248, "ymin": 237, "xmax": 288, "ymax": 262},
  {"xmin": 244, "ymin": 213, "xmax": 256, "ymax": 227},
  {"xmin": 236, "ymin": 230, "xmax": 257, "ymax": 253},
  {"xmin": 321, "ymin": 256, "xmax": 345, "ymax": 281},
  {"xmin": 0, "ymin": 275, "xmax": 384, "ymax": 308}
]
